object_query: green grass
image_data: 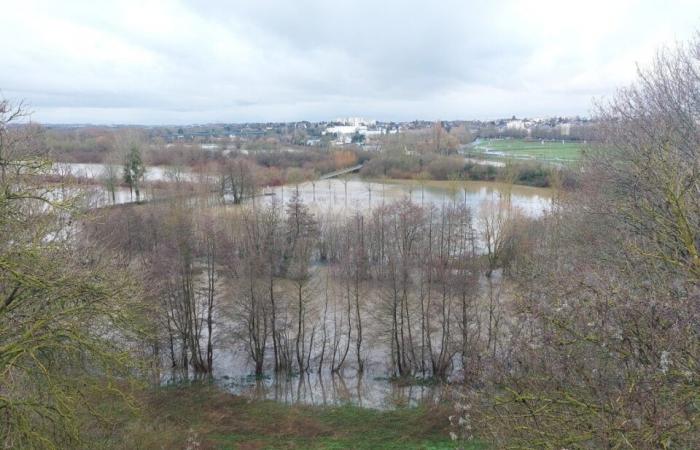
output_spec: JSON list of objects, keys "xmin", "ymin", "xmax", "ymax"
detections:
[
  {"xmin": 98, "ymin": 383, "xmax": 486, "ymax": 449},
  {"xmin": 471, "ymin": 138, "xmax": 583, "ymax": 162},
  {"xmin": 213, "ymin": 404, "xmax": 480, "ymax": 449}
]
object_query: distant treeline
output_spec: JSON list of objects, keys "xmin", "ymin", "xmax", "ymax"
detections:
[
  {"xmin": 37, "ymin": 116, "xmax": 595, "ymax": 195},
  {"xmin": 476, "ymin": 122, "xmax": 599, "ymax": 141}
]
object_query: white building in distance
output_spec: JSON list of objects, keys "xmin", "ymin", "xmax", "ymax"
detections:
[
  {"xmin": 324, "ymin": 118, "xmax": 384, "ymax": 144},
  {"xmin": 506, "ymin": 119, "xmax": 525, "ymax": 130},
  {"xmin": 335, "ymin": 117, "xmax": 376, "ymax": 126}
]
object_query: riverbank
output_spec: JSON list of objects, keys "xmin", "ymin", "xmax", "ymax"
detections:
[{"xmin": 94, "ymin": 383, "xmax": 484, "ymax": 449}]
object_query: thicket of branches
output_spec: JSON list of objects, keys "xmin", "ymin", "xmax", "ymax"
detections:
[
  {"xmin": 0, "ymin": 101, "xmax": 147, "ymax": 448},
  {"xmin": 459, "ymin": 36, "xmax": 700, "ymax": 449},
  {"xmin": 86, "ymin": 181, "xmax": 528, "ymax": 384}
]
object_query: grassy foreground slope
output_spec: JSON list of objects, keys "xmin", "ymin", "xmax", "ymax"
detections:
[{"xmin": 95, "ymin": 384, "xmax": 485, "ymax": 449}]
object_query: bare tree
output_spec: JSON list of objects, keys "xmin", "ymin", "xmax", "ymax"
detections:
[
  {"xmin": 284, "ymin": 189, "xmax": 318, "ymax": 373},
  {"xmin": 220, "ymin": 158, "xmax": 257, "ymax": 204},
  {"xmin": 468, "ymin": 36, "xmax": 700, "ymax": 449}
]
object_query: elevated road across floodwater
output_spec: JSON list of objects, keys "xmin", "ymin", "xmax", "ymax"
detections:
[
  {"xmin": 90, "ymin": 163, "xmax": 364, "ymax": 211},
  {"xmin": 319, "ymin": 163, "xmax": 364, "ymax": 180}
]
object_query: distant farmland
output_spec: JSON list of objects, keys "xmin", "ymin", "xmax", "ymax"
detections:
[{"xmin": 469, "ymin": 138, "xmax": 584, "ymax": 163}]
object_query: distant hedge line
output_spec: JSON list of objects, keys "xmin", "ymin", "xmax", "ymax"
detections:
[{"xmin": 360, "ymin": 154, "xmax": 578, "ymax": 189}]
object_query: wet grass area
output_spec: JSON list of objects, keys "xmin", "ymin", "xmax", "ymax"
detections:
[
  {"xmin": 471, "ymin": 138, "xmax": 583, "ymax": 163},
  {"xmin": 110, "ymin": 383, "xmax": 486, "ymax": 449}
]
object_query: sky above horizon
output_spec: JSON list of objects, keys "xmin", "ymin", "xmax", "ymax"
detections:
[{"xmin": 2, "ymin": 0, "xmax": 699, "ymax": 125}]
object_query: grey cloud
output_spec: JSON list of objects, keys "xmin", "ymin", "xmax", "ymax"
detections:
[{"xmin": 1, "ymin": 0, "xmax": 698, "ymax": 124}]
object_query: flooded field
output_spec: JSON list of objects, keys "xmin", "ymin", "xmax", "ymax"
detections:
[
  {"xmin": 265, "ymin": 178, "xmax": 551, "ymax": 217},
  {"xmin": 163, "ymin": 347, "xmax": 454, "ymax": 410},
  {"xmin": 216, "ymin": 372, "xmax": 451, "ymax": 410},
  {"xmin": 68, "ymin": 164, "xmax": 551, "ymax": 410},
  {"xmin": 63, "ymin": 160, "xmax": 553, "ymax": 217},
  {"xmin": 158, "ymin": 269, "xmax": 514, "ymax": 410},
  {"xmin": 53, "ymin": 162, "xmax": 190, "ymax": 182}
]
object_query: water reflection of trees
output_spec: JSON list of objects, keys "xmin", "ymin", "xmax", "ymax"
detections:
[{"xmin": 226, "ymin": 372, "xmax": 450, "ymax": 410}]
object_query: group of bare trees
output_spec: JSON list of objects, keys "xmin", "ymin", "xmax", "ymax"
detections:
[
  {"xmin": 458, "ymin": 37, "xmax": 700, "ymax": 449},
  {"xmin": 86, "ymin": 172, "xmax": 526, "ymax": 383},
  {"xmin": 218, "ymin": 158, "xmax": 257, "ymax": 204}
]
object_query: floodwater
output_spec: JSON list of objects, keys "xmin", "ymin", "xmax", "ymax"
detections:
[
  {"xmin": 160, "ymin": 271, "xmax": 514, "ymax": 410},
  {"xmin": 53, "ymin": 162, "xmax": 197, "ymax": 183},
  {"xmin": 163, "ymin": 351, "xmax": 454, "ymax": 410},
  {"xmin": 63, "ymin": 163, "xmax": 552, "ymax": 409},
  {"xmin": 266, "ymin": 178, "xmax": 551, "ymax": 218},
  {"xmin": 54, "ymin": 162, "xmax": 194, "ymax": 207},
  {"xmin": 216, "ymin": 372, "xmax": 452, "ymax": 410},
  {"xmin": 60, "ymin": 161, "xmax": 553, "ymax": 216}
]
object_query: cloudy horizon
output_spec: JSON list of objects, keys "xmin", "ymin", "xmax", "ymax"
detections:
[{"xmin": 2, "ymin": 0, "xmax": 699, "ymax": 125}]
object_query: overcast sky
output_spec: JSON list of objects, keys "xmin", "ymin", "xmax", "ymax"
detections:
[{"xmin": 2, "ymin": 0, "xmax": 699, "ymax": 124}]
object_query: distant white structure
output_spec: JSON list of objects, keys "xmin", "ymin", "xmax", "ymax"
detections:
[
  {"xmin": 506, "ymin": 119, "xmax": 525, "ymax": 130},
  {"xmin": 559, "ymin": 123, "xmax": 571, "ymax": 136},
  {"xmin": 335, "ymin": 117, "xmax": 376, "ymax": 126},
  {"xmin": 324, "ymin": 118, "xmax": 384, "ymax": 144},
  {"xmin": 326, "ymin": 125, "xmax": 361, "ymax": 135}
]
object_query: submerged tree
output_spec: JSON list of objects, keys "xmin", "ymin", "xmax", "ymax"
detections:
[
  {"xmin": 123, "ymin": 144, "xmax": 146, "ymax": 202},
  {"xmin": 220, "ymin": 158, "xmax": 257, "ymax": 204},
  {"xmin": 284, "ymin": 189, "xmax": 318, "ymax": 373}
]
